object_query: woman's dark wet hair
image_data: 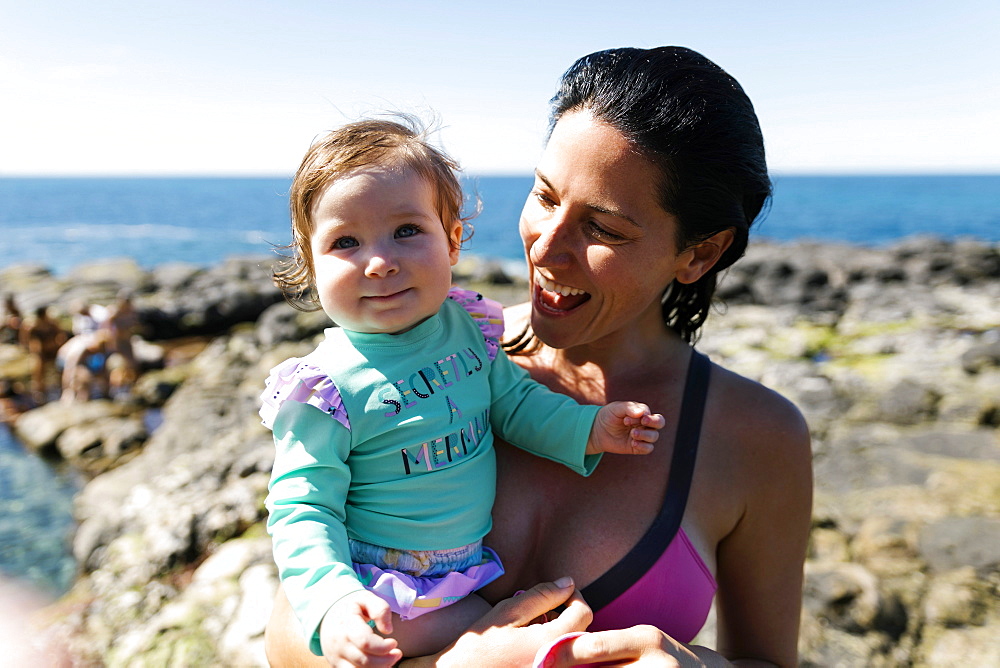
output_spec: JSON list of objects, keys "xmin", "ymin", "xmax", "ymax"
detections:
[{"xmin": 507, "ymin": 46, "xmax": 770, "ymax": 350}]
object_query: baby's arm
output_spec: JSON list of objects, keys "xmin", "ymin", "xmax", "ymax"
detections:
[
  {"xmin": 319, "ymin": 590, "xmax": 401, "ymax": 667},
  {"xmin": 586, "ymin": 401, "xmax": 665, "ymax": 455},
  {"xmin": 266, "ymin": 400, "xmax": 366, "ymax": 657},
  {"xmin": 488, "ymin": 349, "xmax": 663, "ymax": 473}
]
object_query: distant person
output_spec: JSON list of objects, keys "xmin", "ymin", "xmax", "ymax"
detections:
[
  {"xmin": 103, "ymin": 290, "xmax": 140, "ymax": 396},
  {"xmin": 265, "ymin": 46, "xmax": 811, "ymax": 668},
  {"xmin": 70, "ymin": 301, "xmax": 107, "ymax": 337},
  {"xmin": 59, "ymin": 330, "xmax": 111, "ymax": 403},
  {"xmin": 1, "ymin": 294, "xmax": 22, "ymax": 345},
  {"xmin": 260, "ymin": 117, "xmax": 665, "ymax": 663},
  {"xmin": 21, "ymin": 306, "xmax": 68, "ymax": 404}
]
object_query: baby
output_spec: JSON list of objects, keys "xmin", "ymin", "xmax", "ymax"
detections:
[{"xmin": 261, "ymin": 116, "xmax": 664, "ymax": 664}]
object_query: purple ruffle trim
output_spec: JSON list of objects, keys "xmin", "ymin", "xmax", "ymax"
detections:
[
  {"xmin": 447, "ymin": 287, "xmax": 504, "ymax": 362},
  {"xmin": 354, "ymin": 547, "xmax": 504, "ymax": 620},
  {"xmin": 259, "ymin": 357, "xmax": 350, "ymax": 430}
]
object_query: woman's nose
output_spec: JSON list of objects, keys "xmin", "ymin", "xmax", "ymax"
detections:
[{"xmin": 524, "ymin": 212, "xmax": 572, "ymax": 268}]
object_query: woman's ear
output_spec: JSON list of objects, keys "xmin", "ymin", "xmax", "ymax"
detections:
[{"xmin": 675, "ymin": 228, "xmax": 735, "ymax": 284}]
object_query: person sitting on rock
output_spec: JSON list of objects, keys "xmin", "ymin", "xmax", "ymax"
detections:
[
  {"xmin": 102, "ymin": 290, "xmax": 140, "ymax": 397},
  {"xmin": 70, "ymin": 301, "xmax": 107, "ymax": 337},
  {"xmin": 59, "ymin": 329, "xmax": 111, "ymax": 404}
]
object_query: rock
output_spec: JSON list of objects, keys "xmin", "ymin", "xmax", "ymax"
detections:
[
  {"xmin": 875, "ymin": 378, "xmax": 940, "ymax": 425},
  {"xmin": 131, "ymin": 365, "xmax": 193, "ymax": 406},
  {"xmin": 452, "ymin": 255, "xmax": 527, "ymax": 285},
  {"xmin": 961, "ymin": 338, "xmax": 1000, "ymax": 374},
  {"xmin": 918, "ymin": 517, "xmax": 1000, "ymax": 573},
  {"xmin": 918, "ymin": 619, "xmax": 1000, "ymax": 667},
  {"xmin": 12, "ymin": 400, "xmax": 137, "ymax": 455},
  {"xmin": 56, "ymin": 416, "xmax": 148, "ymax": 474},
  {"xmin": 148, "ymin": 262, "xmax": 203, "ymax": 292},
  {"xmin": 852, "ymin": 516, "xmax": 923, "ymax": 578},
  {"xmin": 253, "ymin": 301, "xmax": 330, "ymax": 349},
  {"xmin": 136, "ymin": 256, "xmax": 284, "ymax": 338},
  {"xmin": 65, "ymin": 258, "xmax": 150, "ymax": 294},
  {"xmin": 922, "ymin": 566, "xmax": 991, "ymax": 627},
  {"xmin": 72, "ymin": 333, "xmax": 273, "ymax": 578},
  {"xmin": 803, "ymin": 562, "xmax": 902, "ymax": 636},
  {"xmin": 0, "ymin": 343, "xmax": 32, "ymax": 382}
]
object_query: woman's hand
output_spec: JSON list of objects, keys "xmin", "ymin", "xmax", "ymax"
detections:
[
  {"xmin": 404, "ymin": 578, "xmax": 593, "ymax": 668},
  {"xmin": 538, "ymin": 626, "xmax": 730, "ymax": 667}
]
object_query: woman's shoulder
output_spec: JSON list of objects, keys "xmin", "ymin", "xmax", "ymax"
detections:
[
  {"xmin": 696, "ymin": 356, "xmax": 813, "ymax": 550},
  {"xmin": 704, "ymin": 358, "xmax": 812, "ymax": 470}
]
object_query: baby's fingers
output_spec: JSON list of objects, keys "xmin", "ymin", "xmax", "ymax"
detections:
[
  {"xmin": 363, "ymin": 596, "xmax": 395, "ymax": 636},
  {"xmin": 640, "ymin": 412, "xmax": 665, "ymax": 429},
  {"xmin": 619, "ymin": 401, "xmax": 653, "ymax": 421},
  {"xmin": 628, "ymin": 429, "xmax": 656, "ymax": 454},
  {"xmin": 344, "ymin": 614, "xmax": 398, "ymax": 660},
  {"xmin": 340, "ymin": 638, "xmax": 402, "ymax": 668}
]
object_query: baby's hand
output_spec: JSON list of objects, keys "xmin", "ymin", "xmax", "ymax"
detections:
[
  {"xmin": 587, "ymin": 401, "xmax": 665, "ymax": 456},
  {"xmin": 319, "ymin": 590, "xmax": 402, "ymax": 667}
]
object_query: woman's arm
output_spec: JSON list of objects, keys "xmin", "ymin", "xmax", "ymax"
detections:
[
  {"xmin": 713, "ymin": 392, "xmax": 812, "ymax": 665},
  {"xmin": 265, "ymin": 579, "xmax": 592, "ymax": 667},
  {"xmin": 402, "ymin": 579, "xmax": 593, "ymax": 668}
]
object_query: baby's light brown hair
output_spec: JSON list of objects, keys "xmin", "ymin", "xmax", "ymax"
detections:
[{"xmin": 274, "ymin": 115, "xmax": 474, "ymax": 310}]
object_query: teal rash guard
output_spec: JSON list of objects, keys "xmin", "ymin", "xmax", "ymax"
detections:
[{"xmin": 262, "ymin": 289, "xmax": 601, "ymax": 651}]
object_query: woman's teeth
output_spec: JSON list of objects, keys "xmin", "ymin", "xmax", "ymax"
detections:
[{"xmin": 536, "ymin": 273, "xmax": 585, "ymax": 296}]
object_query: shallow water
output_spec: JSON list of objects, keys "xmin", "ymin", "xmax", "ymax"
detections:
[{"xmin": 0, "ymin": 424, "xmax": 80, "ymax": 596}]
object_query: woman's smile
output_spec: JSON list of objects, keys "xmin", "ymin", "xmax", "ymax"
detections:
[{"xmin": 533, "ymin": 272, "xmax": 591, "ymax": 313}]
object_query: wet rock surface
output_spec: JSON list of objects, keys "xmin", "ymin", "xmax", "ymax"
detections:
[{"xmin": 2, "ymin": 241, "xmax": 998, "ymax": 666}]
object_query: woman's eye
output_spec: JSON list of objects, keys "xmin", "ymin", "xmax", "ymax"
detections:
[
  {"xmin": 587, "ymin": 221, "xmax": 626, "ymax": 243},
  {"xmin": 395, "ymin": 224, "xmax": 421, "ymax": 238},
  {"xmin": 532, "ymin": 190, "xmax": 556, "ymax": 209},
  {"xmin": 332, "ymin": 236, "xmax": 359, "ymax": 250}
]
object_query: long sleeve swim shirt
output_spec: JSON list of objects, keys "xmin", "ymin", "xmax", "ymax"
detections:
[{"xmin": 261, "ymin": 289, "xmax": 601, "ymax": 651}]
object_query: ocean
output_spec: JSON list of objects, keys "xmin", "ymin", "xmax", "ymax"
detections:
[
  {"xmin": 1, "ymin": 175, "xmax": 999, "ymax": 276},
  {"xmin": 0, "ymin": 174, "xmax": 998, "ymax": 595}
]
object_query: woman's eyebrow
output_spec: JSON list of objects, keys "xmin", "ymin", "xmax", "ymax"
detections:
[{"xmin": 535, "ymin": 169, "xmax": 639, "ymax": 227}]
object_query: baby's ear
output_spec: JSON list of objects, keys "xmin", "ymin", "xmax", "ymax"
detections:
[
  {"xmin": 675, "ymin": 229, "xmax": 735, "ymax": 284},
  {"xmin": 448, "ymin": 219, "xmax": 464, "ymax": 264}
]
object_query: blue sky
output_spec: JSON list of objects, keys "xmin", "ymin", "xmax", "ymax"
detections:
[{"xmin": 2, "ymin": 1, "xmax": 998, "ymax": 175}]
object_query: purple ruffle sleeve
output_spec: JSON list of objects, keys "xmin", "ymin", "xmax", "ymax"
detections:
[
  {"xmin": 446, "ymin": 287, "xmax": 504, "ymax": 361},
  {"xmin": 259, "ymin": 357, "xmax": 350, "ymax": 431}
]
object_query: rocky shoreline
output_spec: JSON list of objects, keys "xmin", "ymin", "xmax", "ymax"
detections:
[{"xmin": 1, "ymin": 238, "xmax": 998, "ymax": 666}]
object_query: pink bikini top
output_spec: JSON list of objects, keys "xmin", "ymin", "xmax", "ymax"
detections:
[{"xmin": 584, "ymin": 351, "xmax": 717, "ymax": 643}]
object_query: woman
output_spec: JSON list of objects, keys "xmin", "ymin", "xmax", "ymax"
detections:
[{"xmin": 266, "ymin": 46, "xmax": 812, "ymax": 667}]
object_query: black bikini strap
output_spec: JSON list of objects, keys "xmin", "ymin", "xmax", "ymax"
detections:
[{"xmin": 581, "ymin": 350, "xmax": 711, "ymax": 611}]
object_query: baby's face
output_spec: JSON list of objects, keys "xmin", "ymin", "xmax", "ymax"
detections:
[{"xmin": 309, "ymin": 165, "xmax": 462, "ymax": 334}]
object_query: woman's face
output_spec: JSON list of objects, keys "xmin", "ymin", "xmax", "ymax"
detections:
[{"xmin": 519, "ymin": 110, "xmax": 689, "ymax": 350}]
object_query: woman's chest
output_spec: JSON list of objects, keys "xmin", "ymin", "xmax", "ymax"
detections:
[{"xmin": 479, "ymin": 442, "xmax": 673, "ymax": 602}]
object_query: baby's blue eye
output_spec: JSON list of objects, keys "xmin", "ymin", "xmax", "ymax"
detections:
[
  {"xmin": 332, "ymin": 236, "xmax": 358, "ymax": 249},
  {"xmin": 396, "ymin": 224, "xmax": 421, "ymax": 238}
]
